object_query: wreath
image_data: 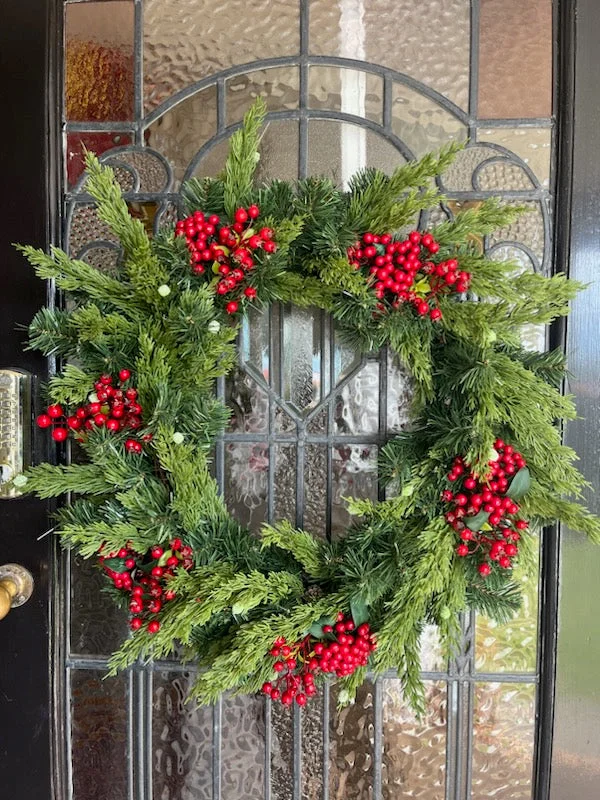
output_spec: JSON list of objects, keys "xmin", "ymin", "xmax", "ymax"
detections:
[{"xmin": 15, "ymin": 99, "xmax": 600, "ymax": 712}]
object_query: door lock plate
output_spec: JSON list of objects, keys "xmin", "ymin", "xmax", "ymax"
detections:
[{"xmin": 0, "ymin": 370, "xmax": 32, "ymax": 499}]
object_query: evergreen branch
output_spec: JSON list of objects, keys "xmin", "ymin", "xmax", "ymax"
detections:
[
  {"xmin": 222, "ymin": 98, "xmax": 267, "ymax": 216},
  {"xmin": 261, "ymin": 521, "xmax": 330, "ymax": 579}
]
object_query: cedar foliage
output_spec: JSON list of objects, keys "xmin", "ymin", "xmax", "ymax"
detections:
[{"xmin": 15, "ymin": 100, "xmax": 599, "ymax": 710}]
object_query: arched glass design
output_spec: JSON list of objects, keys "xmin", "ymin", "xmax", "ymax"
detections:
[{"xmin": 62, "ymin": 1, "xmax": 554, "ymax": 798}]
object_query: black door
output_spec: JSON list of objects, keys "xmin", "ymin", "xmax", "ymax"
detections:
[{"xmin": 1, "ymin": 2, "xmax": 599, "ymax": 799}]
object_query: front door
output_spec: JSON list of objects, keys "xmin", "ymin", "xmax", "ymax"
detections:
[{"xmin": 2, "ymin": 1, "xmax": 599, "ymax": 798}]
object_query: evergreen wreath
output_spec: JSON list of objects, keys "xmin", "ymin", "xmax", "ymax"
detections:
[{"xmin": 14, "ymin": 99, "xmax": 600, "ymax": 712}]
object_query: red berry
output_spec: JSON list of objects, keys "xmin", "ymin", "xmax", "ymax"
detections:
[
  {"xmin": 52, "ymin": 427, "xmax": 68, "ymax": 442},
  {"xmin": 226, "ymin": 301, "xmax": 239, "ymax": 314},
  {"xmin": 244, "ymin": 286, "xmax": 257, "ymax": 299},
  {"xmin": 478, "ymin": 563, "xmax": 492, "ymax": 577},
  {"xmin": 147, "ymin": 621, "xmax": 161, "ymax": 634},
  {"xmin": 47, "ymin": 404, "xmax": 63, "ymax": 418},
  {"xmin": 106, "ymin": 418, "xmax": 120, "ymax": 432},
  {"xmin": 234, "ymin": 208, "xmax": 248, "ymax": 224},
  {"xmin": 295, "ymin": 693, "xmax": 307, "ymax": 706},
  {"xmin": 248, "ymin": 205, "xmax": 260, "ymax": 219},
  {"xmin": 119, "ymin": 369, "xmax": 131, "ymax": 382},
  {"xmin": 456, "ymin": 544, "xmax": 469, "ymax": 556},
  {"xmin": 130, "ymin": 617, "xmax": 143, "ymax": 630},
  {"xmin": 430, "ymin": 308, "xmax": 443, "ymax": 321},
  {"xmin": 37, "ymin": 414, "xmax": 52, "ymax": 428}
]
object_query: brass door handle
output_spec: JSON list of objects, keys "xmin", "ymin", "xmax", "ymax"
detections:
[{"xmin": 0, "ymin": 564, "xmax": 34, "ymax": 620}]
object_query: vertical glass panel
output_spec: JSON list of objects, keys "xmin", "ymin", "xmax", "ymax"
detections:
[
  {"xmin": 239, "ymin": 305, "xmax": 270, "ymax": 383},
  {"xmin": 332, "ymin": 445, "xmax": 378, "ymax": 537},
  {"xmin": 271, "ymin": 701, "xmax": 294, "ymax": 800},
  {"xmin": 153, "ymin": 672, "xmax": 213, "ymax": 800},
  {"xmin": 308, "ymin": 66, "xmax": 383, "ymax": 124},
  {"xmin": 476, "ymin": 538, "xmax": 540, "ymax": 674},
  {"xmin": 70, "ymin": 670, "xmax": 129, "ymax": 800},
  {"xmin": 224, "ymin": 442, "xmax": 268, "ymax": 532},
  {"xmin": 302, "ymin": 692, "xmax": 325, "ymax": 800},
  {"xmin": 478, "ymin": 0, "xmax": 552, "ymax": 119},
  {"xmin": 333, "ymin": 328, "xmax": 362, "ymax": 385},
  {"xmin": 143, "ymin": 0, "xmax": 300, "ymax": 111},
  {"xmin": 308, "ymin": 120, "xmax": 406, "ymax": 187},
  {"xmin": 145, "ymin": 86, "xmax": 218, "ymax": 187},
  {"xmin": 309, "ymin": 0, "xmax": 470, "ymax": 109},
  {"xmin": 70, "ymin": 553, "xmax": 129, "ymax": 656},
  {"xmin": 386, "ymin": 354, "xmax": 412, "ymax": 435},
  {"xmin": 329, "ymin": 680, "xmax": 375, "ymax": 798},
  {"xmin": 420, "ymin": 624, "xmax": 446, "ymax": 672},
  {"xmin": 391, "ymin": 83, "xmax": 467, "ymax": 159},
  {"xmin": 66, "ymin": 132, "xmax": 131, "ymax": 188},
  {"xmin": 472, "ymin": 683, "xmax": 536, "ymax": 799},
  {"xmin": 333, "ymin": 361, "xmax": 379, "ymax": 436},
  {"xmin": 304, "ymin": 443, "xmax": 328, "ymax": 536},
  {"xmin": 282, "ymin": 306, "xmax": 322, "ymax": 414},
  {"xmin": 478, "ymin": 127, "xmax": 552, "ymax": 188},
  {"xmin": 221, "ymin": 694, "xmax": 266, "ymax": 800},
  {"xmin": 193, "ymin": 120, "xmax": 300, "ymax": 183},
  {"xmin": 227, "ymin": 369, "xmax": 269, "ymax": 434},
  {"xmin": 382, "ymin": 680, "xmax": 446, "ymax": 798},
  {"xmin": 226, "ymin": 67, "xmax": 300, "ymax": 125},
  {"xmin": 65, "ymin": 1, "xmax": 134, "ymax": 121},
  {"xmin": 274, "ymin": 444, "xmax": 297, "ymax": 524}
]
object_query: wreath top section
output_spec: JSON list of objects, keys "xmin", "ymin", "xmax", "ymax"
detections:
[{"xmin": 16, "ymin": 99, "xmax": 600, "ymax": 712}]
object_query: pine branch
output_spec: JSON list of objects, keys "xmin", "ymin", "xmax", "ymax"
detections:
[{"xmin": 222, "ymin": 98, "xmax": 267, "ymax": 216}]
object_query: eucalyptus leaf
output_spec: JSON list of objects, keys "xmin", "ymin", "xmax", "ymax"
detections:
[
  {"xmin": 465, "ymin": 510, "xmax": 490, "ymax": 531},
  {"xmin": 350, "ymin": 597, "xmax": 369, "ymax": 626},
  {"xmin": 507, "ymin": 466, "xmax": 531, "ymax": 500}
]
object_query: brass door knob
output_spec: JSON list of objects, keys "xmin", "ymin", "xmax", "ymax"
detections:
[{"xmin": 0, "ymin": 564, "xmax": 34, "ymax": 620}]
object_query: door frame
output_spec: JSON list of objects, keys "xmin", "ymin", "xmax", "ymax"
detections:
[{"xmin": 0, "ymin": 1, "xmax": 597, "ymax": 798}]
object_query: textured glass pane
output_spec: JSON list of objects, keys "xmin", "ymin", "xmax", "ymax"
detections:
[
  {"xmin": 386, "ymin": 354, "xmax": 412, "ymax": 435},
  {"xmin": 391, "ymin": 83, "xmax": 467, "ymax": 159},
  {"xmin": 382, "ymin": 680, "xmax": 446, "ymax": 799},
  {"xmin": 65, "ymin": 1, "xmax": 134, "ymax": 121},
  {"xmin": 474, "ymin": 161, "xmax": 534, "ymax": 191},
  {"xmin": 193, "ymin": 120, "xmax": 299, "ymax": 183},
  {"xmin": 479, "ymin": 0, "xmax": 552, "ymax": 119},
  {"xmin": 143, "ymin": 0, "xmax": 300, "ymax": 110},
  {"xmin": 221, "ymin": 694, "xmax": 266, "ymax": 800},
  {"xmin": 226, "ymin": 67, "xmax": 300, "ymax": 125},
  {"xmin": 479, "ymin": 127, "xmax": 552, "ymax": 189},
  {"xmin": 240, "ymin": 305, "xmax": 270, "ymax": 383},
  {"xmin": 308, "ymin": 66, "xmax": 383, "ymax": 124},
  {"xmin": 274, "ymin": 445, "xmax": 297, "ymax": 524},
  {"xmin": 488, "ymin": 201, "xmax": 545, "ymax": 264},
  {"xmin": 153, "ymin": 672, "xmax": 213, "ymax": 800},
  {"xmin": 282, "ymin": 306, "xmax": 322, "ymax": 413},
  {"xmin": 332, "ymin": 445, "xmax": 378, "ymax": 537},
  {"xmin": 329, "ymin": 680, "xmax": 375, "ymax": 799},
  {"xmin": 472, "ymin": 683, "xmax": 535, "ymax": 799},
  {"xmin": 490, "ymin": 246, "xmax": 546, "ymax": 351},
  {"xmin": 145, "ymin": 86, "xmax": 218, "ymax": 188},
  {"xmin": 476, "ymin": 539, "xmax": 539, "ymax": 674},
  {"xmin": 307, "ymin": 407, "xmax": 329, "ymax": 434},
  {"xmin": 67, "ymin": 132, "xmax": 131, "ymax": 187},
  {"xmin": 420, "ymin": 625, "xmax": 446, "ymax": 673},
  {"xmin": 442, "ymin": 146, "xmax": 503, "ymax": 191},
  {"xmin": 309, "ymin": 0, "xmax": 470, "ymax": 108},
  {"xmin": 104, "ymin": 150, "xmax": 172, "ymax": 193},
  {"xmin": 334, "ymin": 362, "xmax": 379, "ymax": 436},
  {"xmin": 70, "ymin": 670, "xmax": 129, "ymax": 800},
  {"xmin": 70, "ymin": 553, "xmax": 129, "ymax": 656},
  {"xmin": 302, "ymin": 692, "xmax": 325, "ymax": 800},
  {"xmin": 272, "ymin": 701, "xmax": 294, "ymax": 800},
  {"xmin": 334, "ymin": 330, "xmax": 362, "ymax": 385},
  {"xmin": 308, "ymin": 119, "xmax": 406, "ymax": 187},
  {"xmin": 225, "ymin": 442, "xmax": 268, "ymax": 532},
  {"xmin": 227, "ymin": 370, "xmax": 269, "ymax": 434},
  {"xmin": 68, "ymin": 204, "xmax": 118, "ymax": 258},
  {"xmin": 304, "ymin": 444, "xmax": 328, "ymax": 536}
]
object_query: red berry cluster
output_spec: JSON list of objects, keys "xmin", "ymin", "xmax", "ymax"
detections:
[
  {"xmin": 36, "ymin": 370, "xmax": 147, "ymax": 453},
  {"xmin": 443, "ymin": 440, "xmax": 529, "ymax": 577},
  {"xmin": 262, "ymin": 613, "xmax": 377, "ymax": 707},
  {"xmin": 175, "ymin": 205, "xmax": 276, "ymax": 314},
  {"xmin": 347, "ymin": 230, "xmax": 471, "ymax": 321},
  {"xmin": 99, "ymin": 538, "xmax": 194, "ymax": 634}
]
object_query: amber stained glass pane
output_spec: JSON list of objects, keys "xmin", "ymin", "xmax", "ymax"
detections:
[
  {"xmin": 70, "ymin": 670, "xmax": 129, "ymax": 800},
  {"xmin": 478, "ymin": 0, "xmax": 552, "ymax": 119},
  {"xmin": 65, "ymin": 1, "xmax": 134, "ymax": 122}
]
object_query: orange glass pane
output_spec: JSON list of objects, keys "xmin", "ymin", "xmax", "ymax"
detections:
[
  {"xmin": 65, "ymin": 1, "xmax": 135, "ymax": 121},
  {"xmin": 478, "ymin": 0, "xmax": 552, "ymax": 119}
]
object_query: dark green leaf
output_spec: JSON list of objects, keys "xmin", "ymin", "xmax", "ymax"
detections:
[
  {"xmin": 308, "ymin": 615, "xmax": 336, "ymax": 639},
  {"xmin": 507, "ymin": 467, "xmax": 531, "ymax": 500},
  {"xmin": 102, "ymin": 557, "xmax": 127, "ymax": 573},
  {"xmin": 350, "ymin": 597, "xmax": 369, "ymax": 626},
  {"xmin": 465, "ymin": 511, "xmax": 490, "ymax": 531}
]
